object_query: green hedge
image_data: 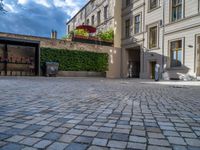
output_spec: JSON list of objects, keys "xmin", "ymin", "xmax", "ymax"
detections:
[{"xmin": 40, "ymin": 48, "xmax": 109, "ymax": 72}]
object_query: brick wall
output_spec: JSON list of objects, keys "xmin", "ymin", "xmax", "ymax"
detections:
[{"xmin": 0, "ymin": 32, "xmax": 121, "ymax": 78}]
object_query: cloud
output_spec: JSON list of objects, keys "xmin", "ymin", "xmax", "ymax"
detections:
[
  {"xmin": 18, "ymin": 0, "xmax": 28, "ymax": 5},
  {"xmin": 0, "ymin": 0, "xmax": 88, "ymax": 38}
]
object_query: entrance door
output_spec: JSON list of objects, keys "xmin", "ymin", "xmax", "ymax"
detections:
[
  {"xmin": 0, "ymin": 44, "xmax": 6, "ymax": 76},
  {"xmin": 128, "ymin": 48, "xmax": 140, "ymax": 78},
  {"xmin": 0, "ymin": 44, "xmax": 36, "ymax": 76},
  {"xmin": 197, "ymin": 36, "xmax": 200, "ymax": 76},
  {"xmin": 150, "ymin": 61, "xmax": 156, "ymax": 79}
]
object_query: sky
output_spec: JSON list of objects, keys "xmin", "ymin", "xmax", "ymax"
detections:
[{"xmin": 0, "ymin": 0, "xmax": 88, "ymax": 39}]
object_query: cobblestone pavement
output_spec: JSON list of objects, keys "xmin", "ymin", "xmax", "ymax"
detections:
[{"xmin": 0, "ymin": 77, "xmax": 200, "ymax": 150}]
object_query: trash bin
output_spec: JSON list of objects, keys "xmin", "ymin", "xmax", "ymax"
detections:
[
  {"xmin": 46, "ymin": 62, "xmax": 59, "ymax": 77},
  {"xmin": 155, "ymin": 63, "xmax": 160, "ymax": 81}
]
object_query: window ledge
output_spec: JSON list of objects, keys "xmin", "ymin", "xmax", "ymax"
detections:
[
  {"xmin": 168, "ymin": 67, "xmax": 186, "ymax": 70},
  {"xmin": 148, "ymin": 47, "xmax": 160, "ymax": 51},
  {"xmin": 148, "ymin": 6, "xmax": 161, "ymax": 13}
]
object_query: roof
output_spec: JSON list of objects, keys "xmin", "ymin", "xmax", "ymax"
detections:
[
  {"xmin": 0, "ymin": 37, "xmax": 40, "ymax": 47},
  {"xmin": 66, "ymin": 0, "xmax": 92, "ymax": 25}
]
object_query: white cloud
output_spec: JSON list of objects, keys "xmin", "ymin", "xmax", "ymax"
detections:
[
  {"xmin": 35, "ymin": 0, "xmax": 51, "ymax": 8},
  {"xmin": 18, "ymin": 0, "xmax": 28, "ymax": 5}
]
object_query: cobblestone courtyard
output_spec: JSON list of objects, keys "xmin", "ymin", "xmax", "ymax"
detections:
[{"xmin": 0, "ymin": 77, "xmax": 200, "ymax": 150}]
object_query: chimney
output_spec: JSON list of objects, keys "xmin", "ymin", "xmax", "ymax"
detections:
[{"xmin": 51, "ymin": 30, "xmax": 57, "ymax": 39}]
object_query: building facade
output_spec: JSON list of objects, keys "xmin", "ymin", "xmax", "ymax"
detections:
[{"xmin": 67, "ymin": 0, "xmax": 200, "ymax": 80}]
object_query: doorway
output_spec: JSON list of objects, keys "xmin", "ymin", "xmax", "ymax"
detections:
[
  {"xmin": 127, "ymin": 47, "xmax": 140, "ymax": 78},
  {"xmin": 150, "ymin": 61, "xmax": 156, "ymax": 79},
  {"xmin": 0, "ymin": 38, "xmax": 40, "ymax": 76}
]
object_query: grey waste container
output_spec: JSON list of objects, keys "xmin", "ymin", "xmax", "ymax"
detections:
[{"xmin": 46, "ymin": 62, "xmax": 59, "ymax": 77}]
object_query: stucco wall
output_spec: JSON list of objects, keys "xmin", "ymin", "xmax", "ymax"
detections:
[{"xmin": 0, "ymin": 32, "xmax": 121, "ymax": 78}]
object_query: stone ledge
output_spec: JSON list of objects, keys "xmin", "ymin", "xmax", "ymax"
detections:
[{"xmin": 57, "ymin": 71, "xmax": 106, "ymax": 77}]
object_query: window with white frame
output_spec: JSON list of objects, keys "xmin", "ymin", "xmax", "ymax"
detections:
[
  {"xmin": 86, "ymin": 19, "xmax": 90, "ymax": 25},
  {"xmin": 134, "ymin": 14, "xmax": 141, "ymax": 34},
  {"xmin": 170, "ymin": 40, "xmax": 183, "ymax": 67},
  {"xmin": 91, "ymin": 15, "xmax": 95, "ymax": 26},
  {"xmin": 149, "ymin": 0, "xmax": 158, "ymax": 10},
  {"xmin": 97, "ymin": 10, "xmax": 101, "ymax": 25},
  {"xmin": 149, "ymin": 25, "xmax": 158, "ymax": 49},
  {"xmin": 199, "ymin": 0, "xmax": 200, "ymax": 12},
  {"xmin": 104, "ymin": 5, "xmax": 108, "ymax": 20},
  {"xmin": 172, "ymin": 0, "xmax": 183, "ymax": 22}
]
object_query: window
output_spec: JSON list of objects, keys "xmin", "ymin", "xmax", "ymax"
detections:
[
  {"xmin": 170, "ymin": 40, "xmax": 182, "ymax": 67},
  {"xmin": 125, "ymin": 19, "xmax": 130, "ymax": 38},
  {"xmin": 149, "ymin": 0, "xmax": 158, "ymax": 10},
  {"xmin": 104, "ymin": 5, "xmax": 108, "ymax": 20},
  {"xmin": 199, "ymin": 0, "xmax": 200, "ymax": 12},
  {"xmin": 126, "ymin": 0, "xmax": 131, "ymax": 7},
  {"xmin": 80, "ymin": 12, "xmax": 83, "ymax": 20},
  {"xmin": 149, "ymin": 26, "xmax": 158, "ymax": 49},
  {"xmin": 134, "ymin": 14, "xmax": 141, "ymax": 34},
  {"xmin": 68, "ymin": 25, "xmax": 70, "ymax": 34},
  {"xmin": 172, "ymin": 0, "xmax": 183, "ymax": 22},
  {"xmin": 86, "ymin": 19, "xmax": 90, "ymax": 25},
  {"xmin": 97, "ymin": 11, "xmax": 101, "ymax": 25},
  {"xmin": 91, "ymin": 15, "xmax": 95, "ymax": 26}
]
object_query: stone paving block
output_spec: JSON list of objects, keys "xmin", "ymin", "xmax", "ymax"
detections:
[
  {"xmin": 127, "ymin": 142, "xmax": 146, "ymax": 150},
  {"xmin": 112, "ymin": 133, "xmax": 129, "ymax": 141},
  {"xmin": 43, "ymin": 132, "xmax": 62, "ymax": 141},
  {"xmin": 148, "ymin": 138, "xmax": 170, "ymax": 146},
  {"xmin": 19, "ymin": 130, "xmax": 35, "ymax": 136},
  {"xmin": 0, "ymin": 143, "xmax": 24, "ymax": 150},
  {"xmin": 163, "ymin": 131, "xmax": 180, "ymax": 137},
  {"xmin": 148, "ymin": 145, "xmax": 172, "ymax": 150},
  {"xmin": 147, "ymin": 132, "xmax": 165, "ymax": 139},
  {"xmin": 173, "ymin": 145, "xmax": 187, "ymax": 150},
  {"xmin": 96, "ymin": 132, "xmax": 112, "ymax": 139},
  {"xmin": 53, "ymin": 127, "xmax": 68, "ymax": 133},
  {"xmin": 59, "ymin": 134, "xmax": 77, "ymax": 143},
  {"xmin": 167, "ymin": 137, "xmax": 187, "ymax": 145},
  {"xmin": 113, "ymin": 128, "xmax": 130, "ymax": 134},
  {"xmin": 22, "ymin": 147, "xmax": 38, "ymax": 150},
  {"xmin": 67, "ymin": 129, "xmax": 84, "ymax": 135},
  {"xmin": 47, "ymin": 142, "xmax": 68, "ymax": 150},
  {"xmin": 13, "ymin": 123, "xmax": 29, "ymax": 129},
  {"xmin": 65, "ymin": 143, "xmax": 88, "ymax": 150},
  {"xmin": 34, "ymin": 140, "xmax": 52, "ymax": 149},
  {"xmin": 87, "ymin": 146, "xmax": 108, "ymax": 150},
  {"xmin": 129, "ymin": 136, "xmax": 147, "ymax": 143},
  {"xmin": 92, "ymin": 138, "xmax": 108, "ymax": 146},
  {"xmin": 185, "ymin": 138, "xmax": 200, "ymax": 147},
  {"xmin": 6, "ymin": 135, "xmax": 25, "ymax": 142},
  {"xmin": 131, "ymin": 129, "xmax": 146, "ymax": 136},
  {"xmin": 0, "ymin": 141, "xmax": 7, "ymax": 147},
  {"xmin": 107, "ymin": 140, "xmax": 127, "ymax": 149},
  {"xmin": 31, "ymin": 131, "xmax": 46, "ymax": 138},
  {"xmin": 0, "ymin": 133, "xmax": 11, "ymax": 140},
  {"xmin": 75, "ymin": 136, "xmax": 93, "ymax": 144},
  {"xmin": 82, "ymin": 131, "xmax": 98, "ymax": 137},
  {"xmin": 180, "ymin": 132, "xmax": 197, "ymax": 138},
  {"xmin": 20, "ymin": 137, "xmax": 41, "ymax": 146}
]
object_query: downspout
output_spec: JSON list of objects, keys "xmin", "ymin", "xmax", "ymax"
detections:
[{"xmin": 162, "ymin": 0, "xmax": 166, "ymax": 78}]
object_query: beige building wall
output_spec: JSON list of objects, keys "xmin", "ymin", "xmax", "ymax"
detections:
[
  {"xmin": 121, "ymin": 0, "xmax": 200, "ymax": 80},
  {"xmin": 67, "ymin": 0, "xmax": 200, "ymax": 80}
]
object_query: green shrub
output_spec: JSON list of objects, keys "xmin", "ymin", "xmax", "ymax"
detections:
[
  {"xmin": 40, "ymin": 48, "xmax": 109, "ymax": 72},
  {"xmin": 97, "ymin": 29, "xmax": 114, "ymax": 42}
]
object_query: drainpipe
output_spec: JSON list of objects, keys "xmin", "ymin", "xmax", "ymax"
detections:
[{"xmin": 162, "ymin": 0, "xmax": 166, "ymax": 78}]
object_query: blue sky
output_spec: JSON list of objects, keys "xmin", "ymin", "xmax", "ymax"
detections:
[{"xmin": 0, "ymin": 0, "xmax": 88, "ymax": 39}]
